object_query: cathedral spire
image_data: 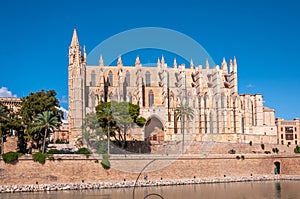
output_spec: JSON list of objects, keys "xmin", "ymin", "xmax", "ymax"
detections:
[
  {"xmin": 70, "ymin": 28, "xmax": 79, "ymax": 46},
  {"xmin": 99, "ymin": 54, "xmax": 104, "ymax": 66},
  {"xmin": 173, "ymin": 58, "xmax": 177, "ymax": 68},
  {"xmin": 135, "ymin": 56, "xmax": 141, "ymax": 65},
  {"xmin": 190, "ymin": 59, "xmax": 194, "ymax": 69},
  {"xmin": 157, "ymin": 57, "xmax": 161, "ymax": 67},
  {"xmin": 205, "ymin": 58, "xmax": 209, "ymax": 69}
]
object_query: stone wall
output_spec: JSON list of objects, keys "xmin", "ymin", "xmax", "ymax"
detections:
[{"xmin": 1, "ymin": 154, "xmax": 300, "ymax": 185}]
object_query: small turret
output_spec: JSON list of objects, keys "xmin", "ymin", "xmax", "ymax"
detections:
[
  {"xmin": 205, "ymin": 58, "xmax": 209, "ymax": 69},
  {"xmin": 173, "ymin": 58, "xmax": 177, "ymax": 68},
  {"xmin": 161, "ymin": 55, "xmax": 165, "ymax": 66},
  {"xmin": 117, "ymin": 55, "xmax": 122, "ymax": 66},
  {"xmin": 83, "ymin": 45, "xmax": 87, "ymax": 63},
  {"xmin": 99, "ymin": 54, "xmax": 104, "ymax": 66},
  {"xmin": 190, "ymin": 59, "xmax": 194, "ymax": 69},
  {"xmin": 221, "ymin": 57, "xmax": 228, "ymax": 74},
  {"xmin": 135, "ymin": 56, "xmax": 141, "ymax": 66},
  {"xmin": 229, "ymin": 59, "xmax": 233, "ymax": 73},
  {"xmin": 157, "ymin": 57, "xmax": 161, "ymax": 67},
  {"xmin": 233, "ymin": 56, "xmax": 237, "ymax": 72}
]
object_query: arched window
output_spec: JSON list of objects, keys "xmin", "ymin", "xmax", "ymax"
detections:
[
  {"xmin": 125, "ymin": 71, "xmax": 130, "ymax": 86},
  {"xmin": 108, "ymin": 71, "xmax": 113, "ymax": 86},
  {"xmin": 145, "ymin": 71, "xmax": 151, "ymax": 87},
  {"xmin": 148, "ymin": 90, "xmax": 154, "ymax": 107},
  {"xmin": 91, "ymin": 71, "xmax": 96, "ymax": 86}
]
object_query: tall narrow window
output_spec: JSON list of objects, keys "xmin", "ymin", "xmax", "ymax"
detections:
[
  {"xmin": 209, "ymin": 113, "xmax": 213, "ymax": 134},
  {"xmin": 108, "ymin": 71, "xmax": 113, "ymax": 86},
  {"xmin": 145, "ymin": 71, "xmax": 151, "ymax": 87},
  {"xmin": 128, "ymin": 93, "xmax": 132, "ymax": 103},
  {"xmin": 148, "ymin": 90, "xmax": 154, "ymax": 107},
  {"xmin": 91, "ymin": 92, "xmax": 95, "ymax": 108},
  {"xmin": 251, "ymin": 101, "xmax": 255, "ymax": 126},
  {"xmin": 125, "ymin": 71, "xmax": 130, "ymax": 86},
  {"xmin": 91, "ymin": 71, "xmax": 96, "ymax": 86}
]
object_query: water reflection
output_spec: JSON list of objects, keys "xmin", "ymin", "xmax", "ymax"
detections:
[
  {"xmin": 275, "ymin": 182, "xmax": 281, "ymax": 199},
  {"xmin": 1, "ymin": 181, "xmax": 300, "ymax": 199}
]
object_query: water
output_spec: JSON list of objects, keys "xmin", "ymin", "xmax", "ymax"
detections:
[{"xmin": 1, "ymin": 181, "xmax": 300, "ymax": 199}]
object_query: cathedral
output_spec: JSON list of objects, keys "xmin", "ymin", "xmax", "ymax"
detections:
[{"xmin": 68, "ymin": 29, "xmax": 277, "ymax": 145}]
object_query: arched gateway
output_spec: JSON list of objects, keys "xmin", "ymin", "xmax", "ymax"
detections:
[{"xmin": 144, "ymin": 115, "xmax": 164, "ymax": 141}]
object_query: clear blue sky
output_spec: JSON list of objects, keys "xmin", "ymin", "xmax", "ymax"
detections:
[{"xmin": 0, "ymin": 0, "xmax": 299, "ymax": 119}]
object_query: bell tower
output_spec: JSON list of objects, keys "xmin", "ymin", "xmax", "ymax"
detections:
[{"xmin": 68, "ymin": 28, "xmax": 86, "ymax": 143}]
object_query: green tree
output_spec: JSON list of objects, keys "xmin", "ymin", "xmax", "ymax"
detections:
[
  {"xmin": 96, "ymin": 101, "xmax": 146, "ymax": 149},
  {"xmin": 19, "ymin": 90, "xmax": 62, "ymax": 152},
  {"xmin": 175, "ymin": 102, "xmax": 194, "ymax": 153},
  {"xmin": 19, "ymin": 90, "xmax": 63, "ymax": 125},
  {"xmin": 0, "ymin": 103, "xmax": 9, "ymax": 154},
  {"xmin": 29, "ymin": 111, "xmax": 61, "ymax": 153},
  {"xmin": 82, "ymin": 112, "xmax": 105, "ymax": 153}
]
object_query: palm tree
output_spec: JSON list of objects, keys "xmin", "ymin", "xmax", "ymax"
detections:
[
  {"xmin": 175, "ymin": 103, "xmax": 194, "ymax": 154},
  {"xmin": 30, "ymin": 111, "xmax": 61, "ymax": 154},
  {"xmin": 0, "ymin": 104, "xmax": 9, "ymax": 154}
]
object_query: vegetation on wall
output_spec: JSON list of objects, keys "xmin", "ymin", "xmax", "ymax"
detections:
[
  {"xmin": 1, "ymin": 151, "xmax": 22, "ymax": 164},
  {"xmin": 101, "ymin": 153, "xmax": 110, "ymax": 169}
]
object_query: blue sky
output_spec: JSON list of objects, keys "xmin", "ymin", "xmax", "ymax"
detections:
[{"xmin": 0, "ymin": 0, "xmax": 299, "ymax": 119}]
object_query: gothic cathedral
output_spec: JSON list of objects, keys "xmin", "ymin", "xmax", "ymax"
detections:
[{"xmin": 68, "ymin": 29, "xmax": 277, "ymax": 144}]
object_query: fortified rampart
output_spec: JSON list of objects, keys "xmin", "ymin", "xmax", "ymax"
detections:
[{"xmin": 1, "ymin": 154, "xmax": 300, "ymax": 185}]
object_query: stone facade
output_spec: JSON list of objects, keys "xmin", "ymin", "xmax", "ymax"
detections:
[
  {"xmin": 0, "ymin": 97, "xmax": 21, "ymax": 113},
  {"xmin": 276, "ymin": 118, "xmax": 300, "ymax": 145},
  {"xmin": 68, "ymin": 28, "xmax": 277, "ymax": 144}
]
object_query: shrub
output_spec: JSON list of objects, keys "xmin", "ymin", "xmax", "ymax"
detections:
[
  {"xmin": 55, "ymin": 139, "xmax": 69, "ymax": 144},
  {"xmin": 294, "ymin": 145, "xmax": 300, "ymax": 153},
  {"xmin": 228, "ymin": 149, "xmax": 236, "ymax": 154},
  {"xmin": 249, "ymin": 141, "xmax": 252, "ymax": 146},
  {"xmin": 2, "ymin": 152, "xmax": 21, "ymax": 164},
  {"xmin": 236, "ymin": 156, "xmax": 240, "ymax": 160},
  {"xmin": 261, "ymin": 144, "xmax": 265, "ymax": 150},
  {"xmin": 272, "ymin": 147, "xmax": 279, "ymax": 154},
  {"xmin": 47, "ymin": 149, "xmax": 61, "ymax": 154},
  {"xmin": 241, "ymin": 155, "xmax": 245, "ymax": 160},
  {"xmin": 101, "ymin": 153, "xmax": 111, "ymax": 170},
  {"xmin": 48, "ymin": 155, "xmax": 55, "ymax": 161},
  {"xmin": 32, "ymin": 152, "xmax": 47, "ymax": 164},
  {"xmin": 76, "ymin": 147, "xmax": 91, "ymax": 155},
  {"xmin": 264, "ymin": 151, "xmax": 271, "ymax": 154}
]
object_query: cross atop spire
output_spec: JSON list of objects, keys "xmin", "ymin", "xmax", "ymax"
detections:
[{"xmin": 70, "ymin": 28, "xmax": 79, "ymax": 46}]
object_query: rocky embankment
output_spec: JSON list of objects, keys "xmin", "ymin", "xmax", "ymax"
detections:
[{"xmin": 1, "ymin": 175, "xmax": 300, "ymax": 193}]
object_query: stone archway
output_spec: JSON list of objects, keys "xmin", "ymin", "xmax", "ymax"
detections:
[
  {"xmin": 274, "ymin": 161, "xmax": 281, "ymax": 174},
  {"xmin": 144, "ymin": 116, "xmax": 164, "ymax": 141}
]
